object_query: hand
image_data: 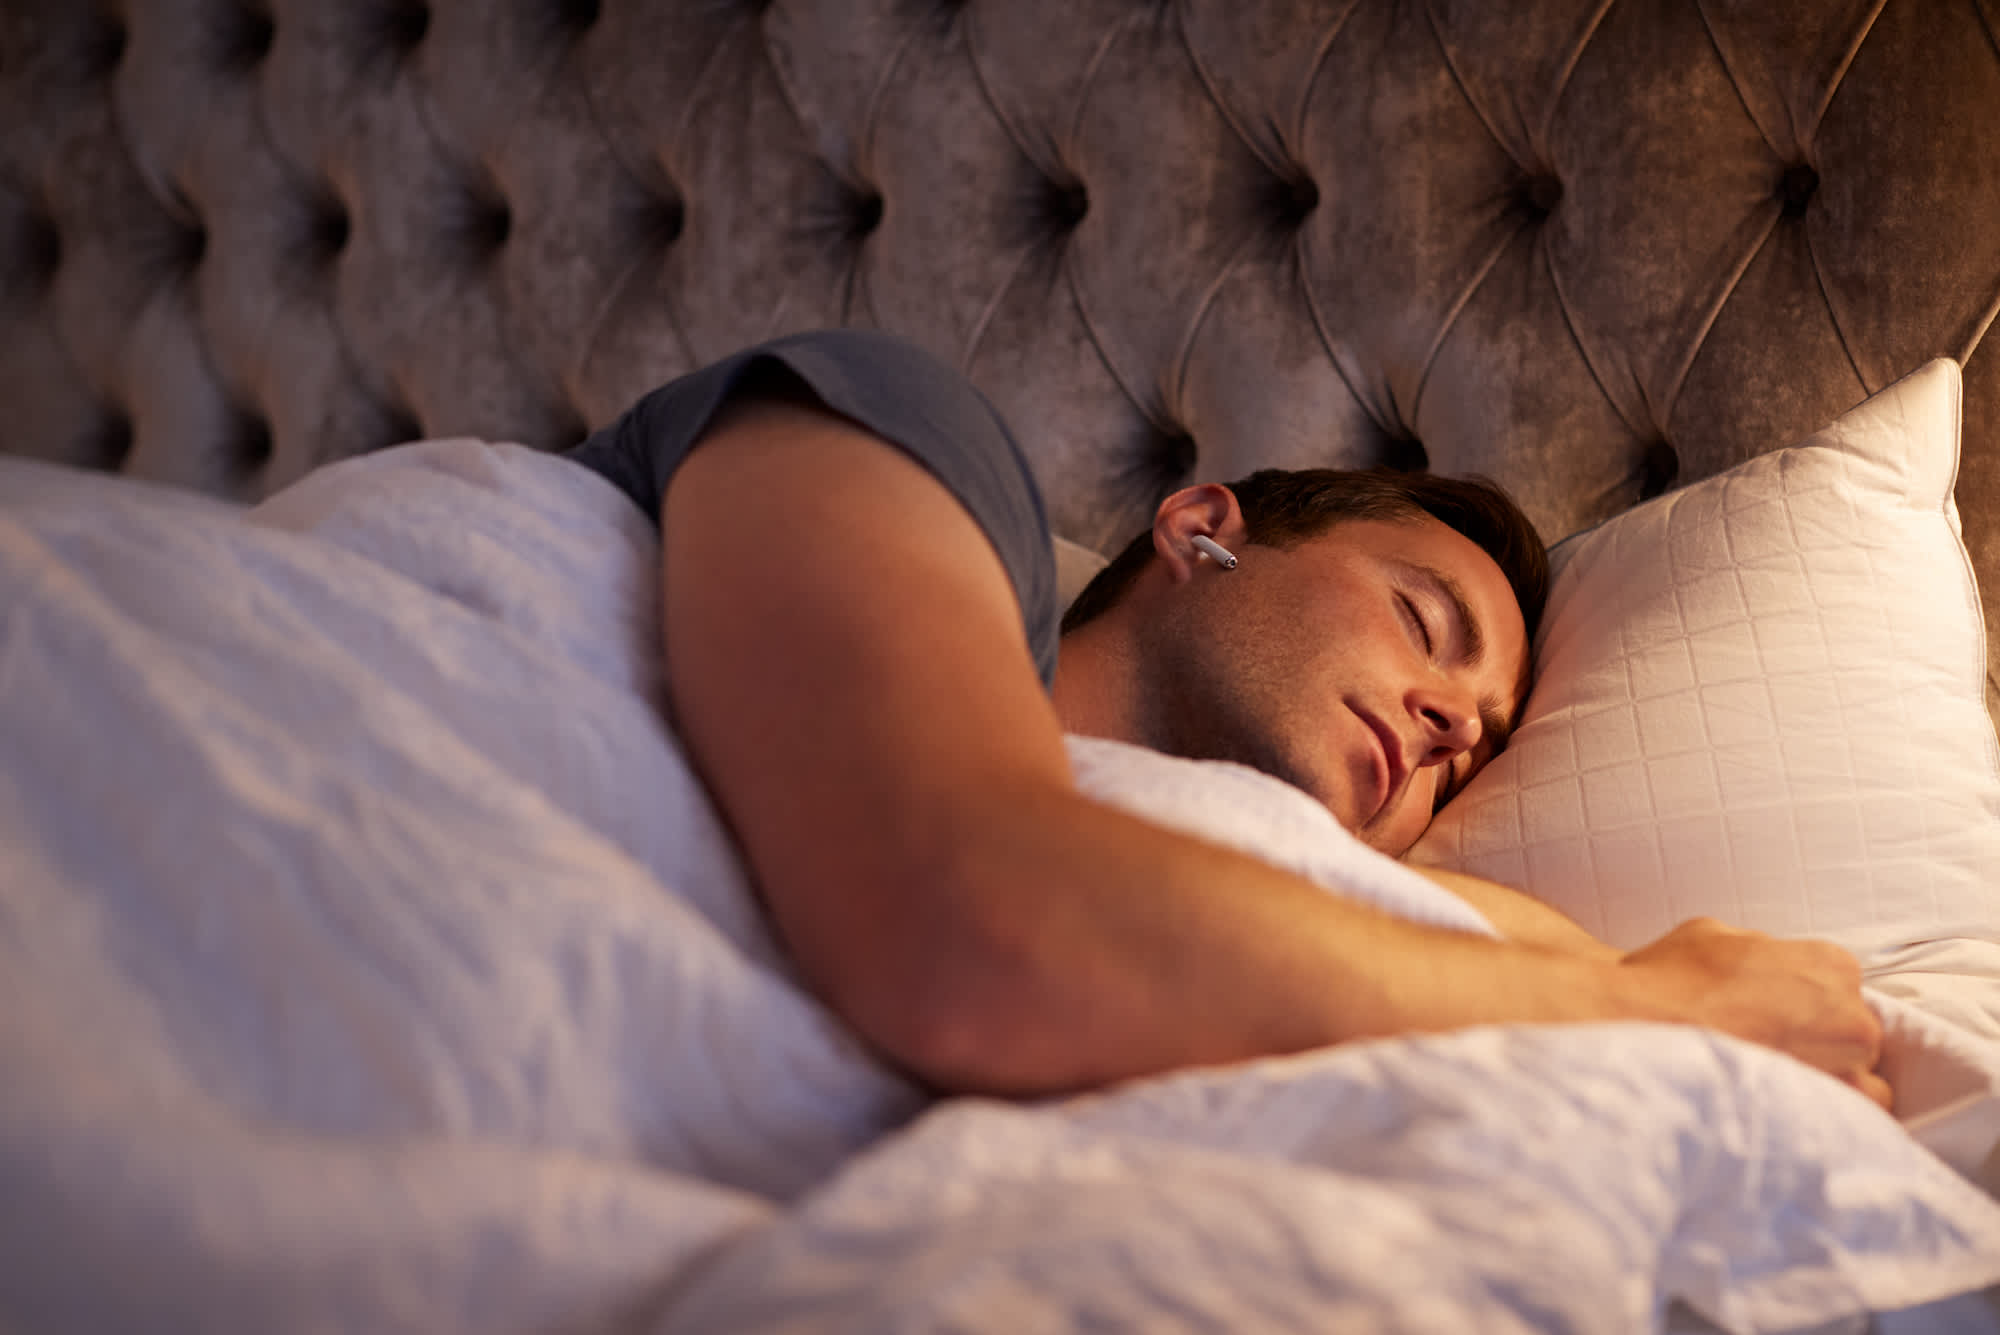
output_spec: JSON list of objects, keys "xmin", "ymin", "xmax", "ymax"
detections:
[{"xmin": 1618, "ymin": 918, "xmax": 1891, "ymax": 1110}]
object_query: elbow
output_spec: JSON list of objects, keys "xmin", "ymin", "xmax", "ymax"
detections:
[
  {"xmin": 774, "ymin": 781, "xmax": 1103, "ymax": 1097},
  {"xmin": 891, "ymin": 1011, "xmax": 1096, "ymax": 1102},
  {"xmin": 886, "ymin": 989, "xmax": 1055, "ymax": 1098},
  {"xmin": 840, "ymin": 920, "xmax": 1070, "ymax": 1099},
  {"xmin": 821, "ymin": 868, "xmax": 1084, "ymax": 1098}
]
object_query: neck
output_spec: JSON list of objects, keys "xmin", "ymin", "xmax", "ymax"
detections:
[{"xmin": 1050, "ymin": 618, "xmax": 1147, "ymax": 745}]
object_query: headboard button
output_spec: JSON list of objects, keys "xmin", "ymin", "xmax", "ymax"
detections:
[
  {"xmin": 1043, "ymin": 178, "xmax": 1090, "ymax": 231},
  {"xmin": 1640, "ymin": 438, "xmax": 1680, "ymax": 498},
  {"xmin": 236, "ymin": 411, "xmax": 273, "ymax": 471},
  {"xmin": 1268, "ymin": 170, "xmax": 1319, "ymax": 229},
  {"xmin": 453, "ymin": 178, "xmax": 513, "ymax": 256},
  {"xmin": 1381, "ymin": 435, "xmax": 1430, "ymax": 472},
  {"xmin": 481, "ymin": 203, "xmax": 512, "ymax": 249},
  {"xmin": 385, "ymin": 1, "xmax": 431, "ymax": 52},
  {"xmin": 311, "ymin": 196, "xmax": 351, "ymax": 261},
  {"xmin": 379, "ymin": 402, "xmax": 425, "ymax": 450},
  {"xmin": 179, "ymin": 223, "xmax": 208, "ymax": 272},
  {"xmin": 221, "ymin": 6, "xmax": 276, "ymax": 71},
  {"xmin": 86, "ymin": 18, "xmax": 128, "ymax": 80},
  {"xmin": 649, "ymin": 191, "xmax": 686, "ymax": 246},
  {"xmin": 1778, "ymin": 163, "xmax": 1819, "ymax": 218},
  {"xmin": 1156, "ymin": 425, "xmax": 1197, "ymax": 483},
  {"xmin": 558, "ymin": 0, "xmax": 602, "ymax": 33},
  {"xmin": 1518, "ymin": 175, "xmax": 1564, "ymax": 221},
  {"xmin": 97, "ymin": 411, "xmax": 134, "ymax": 471},
  {"xmin": 850, "ymin": 190, "xmax": 884, "ymax": 238}
]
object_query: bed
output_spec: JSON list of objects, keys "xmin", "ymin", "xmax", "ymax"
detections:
[{"xmin": 4, "ymin": 1, "xmax": 2000, "ymax": 1330}]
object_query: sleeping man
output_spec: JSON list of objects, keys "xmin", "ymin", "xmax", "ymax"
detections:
[{"xmin": 568, "ymin": 329, "xmax": 1891, "ymax": 1109}]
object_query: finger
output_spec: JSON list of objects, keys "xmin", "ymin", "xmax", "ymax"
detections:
[
  {"xmin": 1852, "ymin": 1069, "xmax": 1894, "ymax": 1112},
  {"xmin": 1803, "ymin": 939, "xmax": 1866, "ymax": 984},
  {"xmin": 1837, "ymin": 998, "xmax": 1885, "ymax": 1068}
]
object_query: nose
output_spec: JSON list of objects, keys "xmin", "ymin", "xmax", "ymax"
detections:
[{"xmin": 1409, "ymin": 683, "xmax": 1481, "ymax": 766}]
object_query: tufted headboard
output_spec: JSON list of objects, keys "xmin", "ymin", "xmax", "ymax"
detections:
[{"xmin": 5, "ymin": 1, "xmax": 1999, "ymax": 693}]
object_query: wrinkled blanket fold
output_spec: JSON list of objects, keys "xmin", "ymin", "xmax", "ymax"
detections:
[{"xmin": 3, "ymin": 444, "xmax": 1998, "ymax": 1333}]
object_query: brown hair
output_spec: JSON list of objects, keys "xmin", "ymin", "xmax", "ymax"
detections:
[{"xmin": 1060, "ymin": 467, "xmax": 1549, "ymax": 639}]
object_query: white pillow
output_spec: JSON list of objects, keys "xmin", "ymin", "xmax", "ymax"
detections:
[{"xmin": 1411, "ymin": 358, "xmax": 2000, "ymax": 1008}]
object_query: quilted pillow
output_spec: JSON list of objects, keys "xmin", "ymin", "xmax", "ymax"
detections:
[{"xmin": 1410, "ymin": 359, "xmax": 2000, "ymax": 1009}]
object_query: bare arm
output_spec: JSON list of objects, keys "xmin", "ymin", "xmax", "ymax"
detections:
[
  {"xmin": 661, "ymin": 399, "xmax": 1888, "ymax": 1105},
  {"xmin": 1410, "ymin": 866, "xmax": 1621, "ymax": 961}
]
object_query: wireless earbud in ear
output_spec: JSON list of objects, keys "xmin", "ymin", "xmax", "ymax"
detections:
[{"xmin": 1191, "ymin": 535, "xmax": 1239, "ymax": 570}]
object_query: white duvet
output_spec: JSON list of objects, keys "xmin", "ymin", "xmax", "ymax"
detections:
[{"xmin": 3, "ymin": 443, "xmax": 1998, "ymax": 1333}]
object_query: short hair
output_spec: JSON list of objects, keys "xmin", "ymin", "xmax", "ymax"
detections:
[{"xmin": 1059, "ymin": 467, "xmax": 1550, "ymax": 639}]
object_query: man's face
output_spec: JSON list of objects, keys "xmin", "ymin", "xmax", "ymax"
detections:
[{"xmin": 1135, "ymin": 515, "xmax": 1531, "ymax": 856}]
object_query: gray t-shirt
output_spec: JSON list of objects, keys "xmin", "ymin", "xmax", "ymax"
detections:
[{"xmin": 564, "ymin": 330, "xmax": 1059, "ymax": 685}]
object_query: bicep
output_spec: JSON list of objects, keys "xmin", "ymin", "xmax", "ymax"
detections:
[
  {"xmin": 660, "ymin": 399, "xmax": 1072, "ymax": 1006},
  {"xmin": 1409, "ymin": 865, "xmax": 1618, "ymax": 960}
]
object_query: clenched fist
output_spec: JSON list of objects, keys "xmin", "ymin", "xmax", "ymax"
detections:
[{"xmin": 1619, "ymin": 918, "xmax": 1891, "ymax": 1110}]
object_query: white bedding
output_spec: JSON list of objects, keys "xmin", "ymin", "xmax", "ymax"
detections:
[{"xmin": 3, "ymin": 443, "xmax": 1999, "ymax": 1333}]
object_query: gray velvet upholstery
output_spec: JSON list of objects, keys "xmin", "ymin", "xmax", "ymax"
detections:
[{"xmin": 4, "ymin": 1, "xmax": 1999, "ymax": 696}]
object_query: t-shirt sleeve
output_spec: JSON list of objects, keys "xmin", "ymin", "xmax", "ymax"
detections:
[{"xmin": 564, "ymin": 329, "xmax": 1060, "ymax": 685}]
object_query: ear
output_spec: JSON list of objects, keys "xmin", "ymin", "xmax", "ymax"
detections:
[{"xmin": 1151, "ymin": 483, "xmax": 1248, "ymax": 584}]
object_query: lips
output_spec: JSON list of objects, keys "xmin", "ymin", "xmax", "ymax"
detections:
[{"xmin": 1355, "ymin": 706, "xmax": 1410, "ymax": 821}]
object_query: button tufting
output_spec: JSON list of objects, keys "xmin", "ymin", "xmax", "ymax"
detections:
[
  {"xmin": 385, "ymin": 0, "xmax": 431, "ymax": 51},
  {"xmin": 1266, "ymin": 171, "xmax": 1320, "ymax": 228},
  {"xmin": 552, "ymin": 404, "xmax": 590, "ymax": 452},
  {"xmin": 96, "ymin": 411, "xmax": 134, "ymax": 470},
  {"xmin": 613, "ymin": 174, "xmax": 685, "ymax": 252},
  {"xmin": 647, "ymin": 191, "xmax": 686, "ymax": 246},
  {"xmin": 1778, "ymin": 163, "xmax": 1819, "ymax": 218},
  {"xmin": 219, "ymin": 5, "xmax": 276, "ymax": 71},
  {"xmin": 311, "ymin": 196, "xmax": 351, "ymax": 261},
  {"xmin": 179, "ymin": 223, "xmax": 208, "ymax": 271},
  {"xmin": 1639, "ymin": 438, "xmax": 1679, "ymax": 499},
  {"xmin": 1155, "ymin": 426, "xmax": 1198, "ymax": 482},
  {"xmin": 849, "ymin": 190, "xmax": 884, "ymax": 238},
  {"xmin": 236, "ymin": 411, "xmax": 273, "ymax": 469},
  {"xmin": 1517, "ymin": 175, "xmax": 1564, "ymax": 221},
  {"xmin": 1042, "ymin": 178, "xmax": 1089, "ymax": 231},
  {"xmin": 1381, "ymin": 436, "xmax": 1429, "ymax": 472},
  {"xmin": 558, "ymin": 0, "xmax": 602, "ymax": 33},
  {"xmin": 921, "ymin": 0, "xmax": 969, "ymax": 34},
  {"xmin": 451, "ymin": 178, "xmax": 513, "ymax": 254},
  {"xmin": 480, "ymin": 202, "xmax": 512, "ymax": 249},
  {"xmin": 85, "ymin": 18, "xmax": 127, "ymax": 80},
  {"xmin": 379, "ymin": 401, "xmax": 424, "ymax": 449}
]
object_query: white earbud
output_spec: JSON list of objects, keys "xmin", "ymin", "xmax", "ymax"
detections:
[{"xmin": 1191, "ymin": 535, "xmax": 1238, "ymax": 570}]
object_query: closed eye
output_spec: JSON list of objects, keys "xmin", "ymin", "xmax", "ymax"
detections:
[{"xmin": 1398, "ymin": 594, "xmax": 1434, "ymax": 656}]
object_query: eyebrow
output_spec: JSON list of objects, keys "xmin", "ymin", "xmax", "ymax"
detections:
[{"xmin": 1402, "ymin": 560, "xmax": 1517, "ymax": 752}]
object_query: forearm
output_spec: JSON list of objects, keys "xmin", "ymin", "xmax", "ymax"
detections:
[{"xmin": 864, "ymin": 778, "xmax": 1643, "ymax": 1095}]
